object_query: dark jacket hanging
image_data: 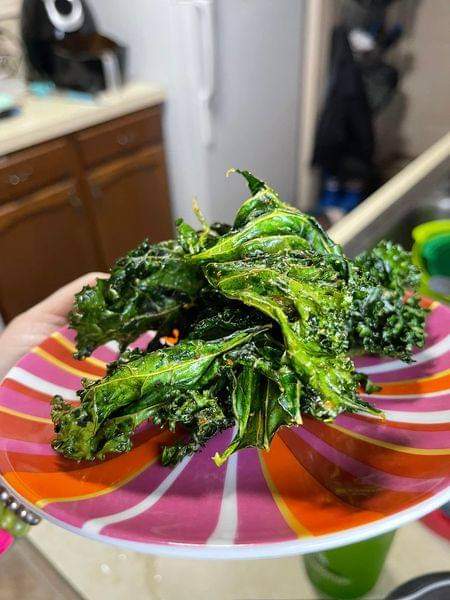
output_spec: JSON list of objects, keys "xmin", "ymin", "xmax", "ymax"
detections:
[{"xmin": 312, "ymin": 25, "xmax": 375, "ymax": 181}]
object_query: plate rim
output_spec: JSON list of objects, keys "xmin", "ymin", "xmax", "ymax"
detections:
[{"xmin": 1, "ymin": 476, "xmax": 449, "ymax": 559}]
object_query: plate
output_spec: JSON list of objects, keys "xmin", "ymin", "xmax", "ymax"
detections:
[{"xmin": 0, "ymin": 300, "xmax": 449, "ymax": 559}]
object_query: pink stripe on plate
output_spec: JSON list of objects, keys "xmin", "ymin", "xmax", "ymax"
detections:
[
  {"xmin": 364, "ymin": 392, "xmax": 450, "ymax": 413},
  {"xmin": 0, "ymin": 437, "xmax": 56, "ymax": 456},
  {"xmin": 235, "ymin": 448, "xmax": 297, "ymax": 544},
  {"xmin": 291, "ymin": 427, "xmax": 444, "ymax": 493},
  {"xmin": 60, "ymin": 328, "xmax": 118, "ymax": 363},
  {"xmin": 20, "ymin": 353, "xmax": 82, "ymax": 389},
  {"xmin": 91, "ymin": 347, "xmax": 118, "ymax": 363},
  {"xmin": 364, "ymin": 352, "xmax": 450, "ymax": 383},
  {"xmin": 354, "ymin": 355, "xmax": 392, "ymax": 369},
  {"xmin": 426, "ymin": 305, "xmax": 450, "ymax": 344},
  {"xmin": 365, "ymin": 356, "xmax": 450, "ymax": 384},
  {"xmin": 61, "ymin": 328, "xmax": 76, "ymax": 342},
  {"xmin": 354, "ymin": 305, "xmax": 450, "ymax": 368},
  {"xmin": 128, "ymin": 331, "xmax": 156, "ymax": 351},
  {"xmin": 46, "ymin": 454, "xmax": 177, "ymax": 529},
  {"xmin": 102, "ymin": 430, "xmax": 233, "ymax": 544},
  {"xmin": 0, "ymin": 387, "xmax": 51, "ymax": 419},
  {"xmin": 335, "ymin": 415, "xmax": 450, "ymax": 449}
]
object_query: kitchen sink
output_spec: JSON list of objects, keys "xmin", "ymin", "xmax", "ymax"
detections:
[
  {"xmin": 343, "ymin": 189, "xmax": 450, "ymax": 256},
  {"xmin": 375, "ymin": 193, "xmax": 450, "ymax": 250}
]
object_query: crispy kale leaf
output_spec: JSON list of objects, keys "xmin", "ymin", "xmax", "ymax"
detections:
[
  {"xmin": 52, "ymin": 327, "xmax": 268, "ymax": 461},
  {"xmin": 214, "ymin": 368, "xmax": 294, "ymax": 467},
  {"xmin": 189, "ymin": 171, "xmax": 343, "ymax": 263},
  {"xmin": 349, "ymin": 241, "xmax": 427, "ymax": 361},
  {"xmin": 70, "ymin": 239, "xmax": 205, "ymax": 358},
  {"xmin": 57, "ymin": 168, "xmax": 426, "ymax": 468},
  {"xmin": 204, "ymin": 252, "xmax": 377, "ymax": 419}
]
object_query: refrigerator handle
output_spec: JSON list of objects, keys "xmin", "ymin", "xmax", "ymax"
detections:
[{"xmin": 194, "ymin": 0, "xmax": 215, "ymax": 147}]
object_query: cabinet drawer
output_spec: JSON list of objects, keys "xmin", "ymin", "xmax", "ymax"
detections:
[
  {"xmin": 75, "ymin": 107, "xmax": 163, "ymax": 167},
  {"xmin": 0, "ymin": 180, "xmax": 98, "ymax": 321},
  {"xmin": 0, "ymin": 139, "xmax": 72, "ymax": 204}
]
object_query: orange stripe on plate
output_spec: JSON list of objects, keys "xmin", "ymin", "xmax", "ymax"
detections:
[
  {"xmin": 37, "ymin": 453, "xmax": 161, "ymax": 508},
  {"xmin": 2, "ymin": 377, "xmax": 53, "ymax": 403},
  {"xmin": 0, "ymin": 412, "xmax": 53, "ymax": 442},
  {"xmin": 0, "ymin": 405, "xmax": 51, "ymax": 424},
  {"xmin": 257, "ymin": 450, "xmax": 309, "ymax": 538},
  {"xmin": 376, "ymin": 370, "xmax": 450, "ymax": 395},
  {"xmin": 261, "ymin": 434, "xmax": 383, "ymax": 536},
  {"xmin": 32, "ymin": 347, "xmax": 103, "ymax": 380},
  {"xmin": 327, "ymin": 423, "xmax": 450, "ymax": 456},
  {"xmin": 279, "ymin": 428, "xmax": 434, "ymax": 516},
  {"xmin": 51, "ymin": 332, "xmax": 107, "ymax": 370},
  {"xmin": 2, "ymin": 429, "xmax": 177, "ymax": 506},
  {"xmin": 0, "ymin": 428, "xmax": 164, "ymax": 477},
  {"xmin": 303, "ymin": 419, "xmax": 450, "ymax": 479}
]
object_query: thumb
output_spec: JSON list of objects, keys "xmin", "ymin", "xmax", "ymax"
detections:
[{"xmin": 26, "ymin": 272, "xmax": 109, "ymax": 321}]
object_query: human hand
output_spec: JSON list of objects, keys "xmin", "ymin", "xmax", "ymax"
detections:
[{"xmin": 0, "ymin": 273, "xmax": 108, "ymax": 380}]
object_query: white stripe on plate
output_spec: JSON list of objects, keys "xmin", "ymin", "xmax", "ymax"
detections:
[
  {"xmin": 207, "ymin": 452, "xmax": 238, "ymax": 545},
  {"xmin": 360, "ymin": 335, "xmax": 450, "ymax": 375},
  {"xmin": 105, "ymin": 341, "xmax": 120, "ymax": 353},
  {"xmin": 382, "ymin": 409, "xmax": 450, "ymax": 424},
  {"xmin": 7, "ymin": 367, "xmax": 78, "ymax": 401},
  {"xmin": 82, "ymin": 456, "xmax": 191, "ymax": 535}
]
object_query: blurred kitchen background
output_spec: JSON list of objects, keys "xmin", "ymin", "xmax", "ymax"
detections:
[
  {"xmin": 0, "ymin": 0, "xmax": 449, "ymax": 323},
  {"xmin": 0, "ymin": 2, "xmax": 449, "ymax": 597}
]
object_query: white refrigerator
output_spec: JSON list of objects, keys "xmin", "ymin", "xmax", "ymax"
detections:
[{"xmin": 93, "ymin": 0, "xmax": 304, "ymax": 225}]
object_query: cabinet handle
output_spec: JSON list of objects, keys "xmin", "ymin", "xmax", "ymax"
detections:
[
  {"xmin": 90, "ymin": 184, "xmax": 102, "ymax": 200},
  {"xmin": 68, "ymin": 194, "xmax": 83, "ymax": 210},
  {"xmin": 8, "ymin": 169, "xmax": 34, "ymax": 186},
  {"xmin": 117, "ymin": 132, "xmax": 135, "ymax": 146}
]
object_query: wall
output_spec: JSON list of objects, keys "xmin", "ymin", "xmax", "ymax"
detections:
[
  {"xmin": 0, "ymin": 0, "xmax": 22, "ymax": 81},
  {"xmin": 399, "ymin": 0, "xmax": 450, "ymax": 157},
  {"xmin": 90, "ymin": 0, "xmax": 171, "ymax": 87},
  {"xmin": 0, "ymin": 0, "xmax": 20, "ymax": 20}
]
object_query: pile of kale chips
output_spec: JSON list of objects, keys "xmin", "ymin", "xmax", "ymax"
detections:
[{"xmin": 52, "ymin": 171, "xmax": 427, "ymax": 467}]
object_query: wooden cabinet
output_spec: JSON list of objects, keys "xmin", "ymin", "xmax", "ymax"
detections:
[
  {"xmin": 75, "ymin": 107, "xmax": 163, "ymax": 167},
  {"xmin": 0, "ymin": 105, "xmax": 172, "ymax": 322},
  {"xmin": 87, "ymin": 145, "xmax": 172, "ymax": 265},
  {"xmin": 0, "ymin": 181, "xmax": 98, "ymax": 321}
]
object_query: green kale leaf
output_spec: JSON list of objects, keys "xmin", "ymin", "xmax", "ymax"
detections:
[{"xmin": 70, "ymin": 239, "xmax": 205, "ymax": 358}]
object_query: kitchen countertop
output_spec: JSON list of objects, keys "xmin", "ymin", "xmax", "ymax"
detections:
[
  {"xmin": 27, "ymin": 519, "xmax": 449, "ymax": 600},
  {"xmin": 0, "ymin": 82, "xmax": 165, "ymax": 157}
]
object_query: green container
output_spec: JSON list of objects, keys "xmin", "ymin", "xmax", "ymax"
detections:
[
  {"xmin": 412, "ymin": 220, "xmax": 450, "ymax": 303},
  {"xmin": 304, "ymin": 530, "xmax": 396, "ymax": 599}
]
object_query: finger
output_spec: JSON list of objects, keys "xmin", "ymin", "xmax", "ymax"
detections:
[{"xmin": 28, "ymin": 272, "xmax": 109, "ymax": 320}]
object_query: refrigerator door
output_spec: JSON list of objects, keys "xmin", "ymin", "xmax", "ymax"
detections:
[
  {"xmin": 91, "ymin": 0, "xmax": 304, "ymax": 226},
  {"xmin": 170, "ymin": 0, "xmax": 304, "ymax": 225}
]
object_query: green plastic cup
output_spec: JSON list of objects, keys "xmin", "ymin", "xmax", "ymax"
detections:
[
  {"xmin": 303, "ymin": 530, "xmax": 396, "ymax": 599},
  {"xmin": 412, "ymin": 220, "xmax": 450, "ymax": 302}
]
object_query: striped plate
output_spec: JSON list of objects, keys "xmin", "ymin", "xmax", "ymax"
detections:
[{"xmin": 0, "ymin": 300, "xmax": 449, "ymax": 559}]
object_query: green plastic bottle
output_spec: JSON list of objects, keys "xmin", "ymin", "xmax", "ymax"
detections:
[{"xmin": 303, "ymin": 531, "xmax": 396, "ymax": 599}]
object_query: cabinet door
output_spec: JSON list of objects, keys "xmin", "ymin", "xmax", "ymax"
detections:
[
  {"xmin": 87, "ymin": 145, "xmax": 173, "ymax": 266},
  {"xmin": 0, "ymin": 181, "xmax": 98, "ymax": 321}
]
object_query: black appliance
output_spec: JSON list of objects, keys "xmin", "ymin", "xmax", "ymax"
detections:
[{"xmin": 22, "ymin": 0, "xmax": 127, "ymax": 93}]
